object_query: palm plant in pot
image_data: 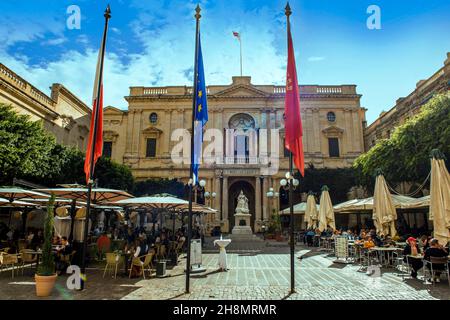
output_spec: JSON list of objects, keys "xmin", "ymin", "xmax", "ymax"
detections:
[{"xmin": 35, "ymin": 194, "xmax": 57, "ymax": 297}]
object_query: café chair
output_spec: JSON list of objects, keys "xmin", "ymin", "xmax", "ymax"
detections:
[
  {"xmin": 0, "ymin": 253, "xmax": 19, "ymax": 278},
  {"xmin": 423, "ymin": 256, "xmax": 450, "ymax": 286},
  {"xmin": 20, "ymin": 249, "xmax": 37, "ymax": 275},
  {"xmin": 103, "ymin": 252, "xmax": 124, "ymax": 279}
]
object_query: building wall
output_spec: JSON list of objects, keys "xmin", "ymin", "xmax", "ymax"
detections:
[
  {"xmin": 0, "ymin": 63, "xmax": 91, "ymax": 151},
  {"xmin": 104, "ymin": 76, "xmax": 366, "ymax": 232},
  {"xmin": 364, "ymin": 52, "xmax": 450, "ymax": 150}
]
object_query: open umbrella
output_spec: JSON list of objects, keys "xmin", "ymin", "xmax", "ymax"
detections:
[
  {"xmin": 306, "ymin": 193, "xmax": 319, "ymax": 229},
  {"xmin": 318, "ymin": 186, "xmax": 335, "ymax": 232},
  {"xmin": 34, "ymin": 188, "xmax": 133, "ymax": 204},
  {"xmin": 0, "ymin": 197, "xmax": 37, "ymax": 207},
  {"xmin": 373, "ymin": 172, "xmax": 397, "ymax": 237},
  {"xmin": 115, "ymin": 195, "xmax": 188, "ymax": 209},
  {"xmin": 430, "ymin": 149, "xmax": 450, "ymax": 245}
]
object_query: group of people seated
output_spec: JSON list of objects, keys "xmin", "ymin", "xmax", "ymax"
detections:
[{"xmin": 403, "ymin": 236, "xmax": 449, "ymax": 282}]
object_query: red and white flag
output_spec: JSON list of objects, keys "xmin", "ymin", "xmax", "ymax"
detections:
[
  {"xmin": 232, "ymin": 31, "xmax": 240, "ymax": 41},
  {"xmin": 84, "ymin": 28, "xmax": 108, "ymax": 184},
  {"xmin": 284, "ymin": 23, "xmax": 304, "ymax": 176}
]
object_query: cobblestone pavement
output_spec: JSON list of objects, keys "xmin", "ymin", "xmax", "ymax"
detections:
[
  {"xmin": 1, "ymin": 246, "xmax": 449, "ymax": 300},
  {"xmin": 122, "ymin": 248, "xmax": 450, "ymax": 300}
]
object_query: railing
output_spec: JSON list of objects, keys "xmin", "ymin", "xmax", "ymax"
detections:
[
  {"xmin": 30, "ymin": 87, "xmax": 55, "ymax": 106},
  {"xmin": 273, "ymin": 87, "xmax": 285, "ymax": 94},
  {"xmin": 0, "ymin": 63, "xmax": 27, "ymax": 89},
  {"xmin": 316, "ymin": 87, "xmax": 342, "ymax": 94},
  {"xmin": 143, "ymin": 88, "xmax": 168, "ymax": 95}
]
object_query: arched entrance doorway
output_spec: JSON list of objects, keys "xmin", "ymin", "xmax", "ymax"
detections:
[{"xmin": 228, "ymin": 180, "xmax": 255, "ymax": 232}]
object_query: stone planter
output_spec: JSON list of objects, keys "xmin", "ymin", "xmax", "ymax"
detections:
[{"xmin": 35, "ymin": 274, "xmax": 58, "ymax": 297}]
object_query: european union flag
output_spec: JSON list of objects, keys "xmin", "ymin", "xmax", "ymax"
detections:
[{"xmin": 193, "ymin": 35, "xmax": 208, "ymax": 185}]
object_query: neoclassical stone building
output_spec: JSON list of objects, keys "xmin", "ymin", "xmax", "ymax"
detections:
[
  {"xmin": 0, "ymin": 63, "xmax": 91, "ymax": 150},
  {"xmin": 103, "ymin": 76, "xmax": 366, "ymax": 232}
]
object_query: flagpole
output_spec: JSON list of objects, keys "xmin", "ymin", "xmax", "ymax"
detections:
[
  {"xmin": 285, "ymin": 2, "xmax": 296, "ymax": 295},
  {"xmin": 80, "ymin": 5, "xmax": 111, "ymax": 289},
  {"xmin": 239, "ymin": 34, "xmax": 243, "ymax": 77},
  {"xmin": 186, "ymin": 4, "xmax": 201, "ymax": 294}
]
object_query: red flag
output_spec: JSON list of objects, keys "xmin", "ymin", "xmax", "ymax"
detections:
[
  {"xmin": 84, "ymin": 44, "xmax": 105, "ymax": 184},
  {"xmin": 284, "ymin": 24, "xmax": 304, "ymax": 176},
  {"xmin": 232, "ymin": 31, "xmax": 240, "ymax": 40}
]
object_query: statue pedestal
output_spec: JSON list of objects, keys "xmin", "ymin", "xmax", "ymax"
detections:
[{"xmin": 231, "ymin": 213, "xmax": 252, "ymax": 235}]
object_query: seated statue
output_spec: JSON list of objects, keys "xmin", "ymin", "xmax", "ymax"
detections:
[{"xmin": 235, "ymin": 190, "xmax": 250, "ymax": 214}]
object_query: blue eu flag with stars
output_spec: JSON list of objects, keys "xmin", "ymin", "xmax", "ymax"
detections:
[{"xmin": 193, "ymin": 35, "xmax": 208, "ymax": 185}]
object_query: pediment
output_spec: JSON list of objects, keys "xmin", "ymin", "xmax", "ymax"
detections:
[
  {"xmin": 322, "ymin": 125, "xmax": 344, "ymax": 137},
  {"xmin": 142, "ymin": 126, "xmax": 163, "ymax": 134},
  {"xmin": 104, "ymin": 106, "xmax": 126, "ymax": 114},
  {"xmin": 214, "ymin": 84, "xmax": 269, "ymax": 97}
]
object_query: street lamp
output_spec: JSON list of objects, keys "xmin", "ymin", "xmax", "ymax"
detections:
[
  {"xmin": 266, "ymin": 187, "xmax": 279, "ymax": 214},
  {"xmin": 280, "ymin": 170, "xmax": 299, "ymax": 294}
]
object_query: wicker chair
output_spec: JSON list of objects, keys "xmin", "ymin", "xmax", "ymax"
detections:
[
  {"xmin": 129, "ymin": 256, "xmax": 146, "ymax": 279},
  {"xmin": 156, "ymin": 244, "xmax": 167, "ymax": 260},
  {"xmin": 142, "ymin": 252, "xmax": 155, "ymax": 278},
  {"xmin": 0, "ymin": 253, "xmax": 19, "ymax": 278},
  {"xmin": 20, "ymin": 249, "xmax": 37, "ymax": 275},
  {"xmin": 103, "ymin": 252, "xmax": 124, "ymax": 279}
]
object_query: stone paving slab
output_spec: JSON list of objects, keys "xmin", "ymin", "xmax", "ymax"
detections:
[{"xmin": 122, "ymin": 250, "xmax": 449, "ymax": 300}]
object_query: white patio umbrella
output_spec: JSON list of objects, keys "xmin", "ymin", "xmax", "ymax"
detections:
[
  {"xmin": 305, "ymin": 193, "xmax": 319, "ymax": 229},
  {"xmin": 34, "ymin": 188, "xmax": 133, "ymax": 204},
  {"xmin": 318, "ymin": 186, "xmax": 336, "ymax": 232},
  {"xmin": 429, "ymin": 150, "xmax": 450, "ymax": 245},
  {"xmin": 373, "ymin": 172, "xmax": 397, "ymax": 237},
  {"xmin": 115, "ymin": 194, "xmax": 188, "ymax": 210}
]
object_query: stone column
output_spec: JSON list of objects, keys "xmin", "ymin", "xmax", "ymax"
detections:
[
  {"xmin": 255, "ymin": 176, "xmax": 262, "ymax": 232},
  {"xmin": 222, "ymin": 176, "xmax": 229, "ymax": 232},
  {"xmin": 215, "ymin": 177, "xmax": 221, "ymax": 221},
  {"xmin": 263, "ymin": 177, "xmax": 269, "ymax": 221}
]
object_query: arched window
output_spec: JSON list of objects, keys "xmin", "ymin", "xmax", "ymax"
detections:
[{"xmin": 228, "ymin": 113, "xmax": 255, "ymax": 130}]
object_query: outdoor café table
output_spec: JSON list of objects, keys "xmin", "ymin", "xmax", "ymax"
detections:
[
  {"xmin": 370, "ymin": 247, "xmax": 402, "ymax": 267},
  {"xmin": 213, "ymin": 238, "xmax": 231, "ymax": 271}
]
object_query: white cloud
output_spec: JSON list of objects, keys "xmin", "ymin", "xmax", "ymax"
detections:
[
  {"xmin": 0, "ymin": 1, "xmax": 289, "ymax": 110},
  {"xmin": 308, "ymin": 56, "xmax": 325, "ymax": 62},
  {"xmin": 42, "ymin": 38, "xmax": 67, "ymax": 46}
]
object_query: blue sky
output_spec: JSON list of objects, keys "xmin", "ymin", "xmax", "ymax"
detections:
[{"xmin": 0, "ymin": 0, "xmax": 449, "ymax": 123}]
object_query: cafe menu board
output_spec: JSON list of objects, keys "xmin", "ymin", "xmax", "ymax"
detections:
[
  {"xmin": 190, "ymin": 239, "xmax": 202, "ymax": 266},
  {"xmin": 335, "ymin": 236, "xmax": 349, "ymax": 260}
]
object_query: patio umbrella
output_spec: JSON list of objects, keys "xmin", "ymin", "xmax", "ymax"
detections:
[
  {"xmin": 305, "ymin": 193, "xmax": 319, "ymax": 229},
  {"xmin": 429, "ymin": 149, "xmax": 450, "ymax": 245},
  {"xmin": 115, "ymin": 195, "xmax": 188, "ymax": 210},
  {"xmin": 34, "ymin": 188, "xmax": 133, "ymax": 204},
  {"xmin": 318, "ymin": 186, "xmax": 336, "ymax": 232},
  {"xmin": 373, "ymin": 172, "xmax": 397, "ymax": 237},
  {"xmin": 0, "ymin": 197, "xmax": 37, "ymax": 207},
  {"xmin": 0, "ymin": 187, "xmax": 50, "ymax": 201}
]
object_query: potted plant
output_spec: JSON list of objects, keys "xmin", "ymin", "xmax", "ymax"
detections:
[{"xmin": 35, "ymin": 194, "xmax": 57, "ymax": 297}]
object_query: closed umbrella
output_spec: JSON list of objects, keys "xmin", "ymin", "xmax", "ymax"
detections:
[
  {"xmin": 430, "ymin": 149, "xmax": 450, "ymax": 245},
  {"xmin": 305, "ymin": 193, "xmax": 318, "ymax": 229},
  {"xmin": 373, "ymin": 172, "xmax": 397, "ymax": 237},
  {"xmin": 318, "ymin": 186, "xmax": 335, "ymax": 232}
]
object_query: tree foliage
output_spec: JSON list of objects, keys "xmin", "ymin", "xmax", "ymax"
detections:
[
  {"xmin": 37, "ymin": 194, "xmax": 56, "ymax": 276},
  {"xmin": 133, "ymin": 178, "xmax": 185, "ymax": 198},
  {"xmin": 354, "ymin": 94, "xmax": 450, "ymax": 189},
  {"xmin": 290, "ymin": 166, "xmax": 357, "ymax": 205},
  {"xmin": 0, "ymin": 103, "xmax": 135, "ymax": 191},
  {"xmin": 0, "ymin": 104, "xmax": 56, "ymax": 184}
]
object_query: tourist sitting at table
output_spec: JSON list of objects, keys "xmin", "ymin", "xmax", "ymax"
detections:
[
  {"xmin": 403, "ymin": 237, "xmax": 422, "ymax": 278},
  {"xmin": 306, "ymin": 229, "xmax": 315, "ymax": 247},
  {"xmin": 52, "ymin": 235, "xmax": 61, "ymax": 246},
  {"xmin": 423, "ymin": 238, "xmax": 448, "ymax": 283},
  {"xmin": 30, "ymin": 230, "xmax": 43, "ymax": 250},
  {"xmin": 419, "ymin": 235, "xmax": 430, "ymax": 253},
  {"xmin": 97, "ymin": 232, "xmax": 111, "ymax": 260},
  {"xmin": 55, "ymin": 237, "xmax": 73, "ymax": 275},
  {"xmin": 363, "ymin": 236, "xmax": 375, "ymax": 249},
  {"xmin": 129, "ymin": 239, "xmax": 149, "ymax": 277}
]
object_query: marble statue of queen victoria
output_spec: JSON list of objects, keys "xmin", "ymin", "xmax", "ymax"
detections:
[{"xmin": 235, "ymin": 190, "xmax": 250, "ymax": 214}]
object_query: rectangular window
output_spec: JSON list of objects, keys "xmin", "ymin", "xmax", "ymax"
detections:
[
  {"xmin": 328, "ymin": 138, "xmax": 340, "ymax": 158},
  {"xmin": 103, "ymin": 141, "xmax": 112, "ymax": 158},
  {"xmin": 146, "ymin": 138, "xmax": 157, "ymax": 158}
]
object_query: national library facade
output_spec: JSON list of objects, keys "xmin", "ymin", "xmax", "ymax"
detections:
[{"xmin": 103, "ymin": 76, "xmax": 367, "ymax": 232}]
